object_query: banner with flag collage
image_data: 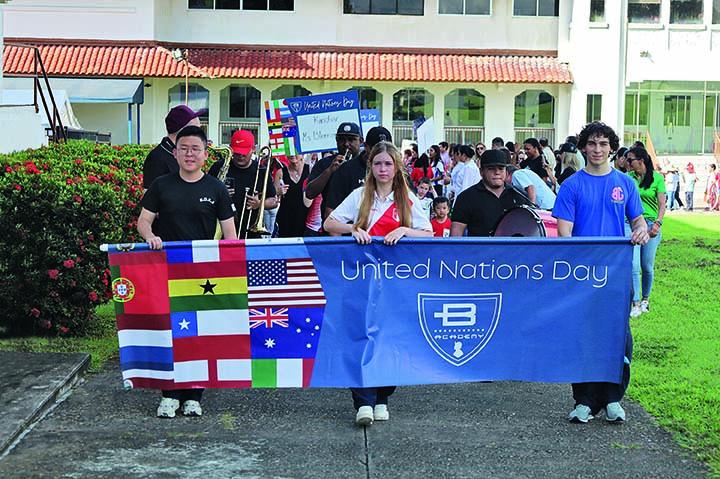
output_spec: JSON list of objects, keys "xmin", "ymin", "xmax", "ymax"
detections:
[
  {"xmin": 107, "ymin": 237, "xmax": 634, "ymax": 390},
  {"xmin": 264, "ymin": 99, "xmax": 297, "ymax": 162}
]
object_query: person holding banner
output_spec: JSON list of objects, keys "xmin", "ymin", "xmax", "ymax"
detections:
[
  {"xmin": 137, "ymin": 125, "xmax": 236, "ymax": 418},
  {"xmin": 552, "ymin": 121, "xmax": 649, "ymax": 424},
  {"xmin": 323, "ymin": 141, "xmax": 432, "ymax": 426}
]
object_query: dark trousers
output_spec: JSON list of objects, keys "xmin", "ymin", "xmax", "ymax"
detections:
[
  {"xmin": 351, "ymin": 387, "xmax": 397, "ymax": 410},
  {"xmin": 572, "ymin": 324, "xmax": 633, "ymax": 414},
  {"xmin": 162, "ymin": 389, "xmax": 203, "ymax": 402}
]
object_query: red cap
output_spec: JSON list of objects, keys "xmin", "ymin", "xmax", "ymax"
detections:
[{"xmin": 230, "ymin": 130, "xmax": 254, "ymax": 155}]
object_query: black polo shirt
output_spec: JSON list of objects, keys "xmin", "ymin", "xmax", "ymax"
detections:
[
  {"xmin": 452, "ymin": 181, "xmax": 533, "ymax": 237},
  {"xmin": 142, "ymin": 137, "xmax": 178, "ymax": 189},
  {"xmin": 325, "ymin": 150, "xmax": 368, "ymax": 211}
]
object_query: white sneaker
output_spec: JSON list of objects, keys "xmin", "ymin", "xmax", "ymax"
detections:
[
  {"xmin": 569, "ymin": 404, "xmax": 593, "ymax": 423},
  {"xmin": 640, "ymin": 300, "xmax": 650, "ymax": 313},
  {"xmin": 605, "ymin": 402, "xmax": 626, "ymax": 422},
  {"xmin": 373, "ymin": 404, "xmax": 389, "ymax": 421},
  {"xmin": 356, "ymin": 406, "xmax": 374, "ymax": 426},
  {"xmin": 630, "ymin": 305, "xmax": 642, "ymax": 318},
  {"xmin": 157, "ymin": 397, "xmax": 180, "ymax": 418},
  {"xmin": 182, "ymin": 400, "xmax": 203, "ymax": 417}
]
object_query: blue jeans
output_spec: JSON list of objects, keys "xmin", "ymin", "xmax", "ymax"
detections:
[
  {"xmin": 351, "ymin": 387, "xmax": 396, "ymax": 409},
  {"xmin": 685, "ymin": 191, "xmax": 694, "ymax": 211},
  {"xmin": 632, "ymin": 218, "xmax": 662, "ymax": 302},
  {"xmin": 667, "ymin": 190, "xmax": 676, "ymax": 210}
]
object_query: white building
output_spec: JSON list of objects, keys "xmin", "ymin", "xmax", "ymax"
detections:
[{"xmin": 2, "ymin": 0, "xmax": 719, "ymax": 158}]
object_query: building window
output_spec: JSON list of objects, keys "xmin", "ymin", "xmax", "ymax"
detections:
[
  {"xmin": 714, "ymin": 0, "xmax": 720, "ymax": 23},
  {"xmin": 625, "ymin": 93, "xmax": 649, "ymax": 125},
  {"xmin": 664, "ymin": 95, "xmax": 691, "ymax": 127},
  {"xmin": 393, "ymin": 89, "xmax": 434, "ymax": 122},
  {"xmin": 188, "ymin": 0, "xmax": 293, "ymax": 10},
  {"xmin": 706, "ymin": 95, "xmax": 720, "ymax": 128},
  {"xmin": 628, "ymin": 0, "xmax": 660, "ymax": 23},
  {"xmin": 344, "ymin": 0, "xmax": 424, "ymax": 15},
  {"xmin": 439, "ymin": 0, "xmax": 491, "ymax": 15},
  {"xmin": 271, "ymin": 85, "xmax": 311, "ymax": 100},
  {"xmin": 513, "ymin": 0, "xmax": 558, "ymax": 16},
  {"xmin": 586, "ymin": 95, "xmax": 602, "ymax": 123},
  {"xmin": 352, "ymin": 87, "xmax": 382, "ymax": 111},
  {"xmin": 589, "ymin": 0, "xmax": 605, "ymax": 22},
  {"xmin": 168, "ymin": 83, "xmax": 210, "ymax": 119},
  {"xmin": 670, "ymin": 0, "xmax": 703, "ymax": 24},
  {"xmin": 220, "ymin": 85, "xmax": 261, "ymax": 120},
  {"xmin": 514, "ymin": 90, "xmax": 555, "ymax": 127},
  {"xmin": 444, "ymin": 89, "xmax": 485, "ymax": 126}
]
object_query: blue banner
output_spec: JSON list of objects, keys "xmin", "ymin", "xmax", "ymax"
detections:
[{"xmin": 105, "ymin": 237, "xmax": 633, "ymax": 389}]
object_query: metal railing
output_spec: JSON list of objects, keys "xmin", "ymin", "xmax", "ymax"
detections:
[
  {"xmin": 218, "ymin": 121, "xmax": 261, "ymax": 145},
  {"xmin": 513, "ymin": 128, "xmax": 556, "ymax": 147},
  {"xmin": 444, "ymin": 126, "xmax": 485, "ymax": 146},
  {"xmin": 6, "ymin": 43, "xmax": 67, "ymax": 143}
]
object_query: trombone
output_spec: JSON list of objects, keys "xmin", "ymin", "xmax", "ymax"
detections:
[{"xmin": 244, "ymin": 145, "xmax": 275, "ymax": 238}]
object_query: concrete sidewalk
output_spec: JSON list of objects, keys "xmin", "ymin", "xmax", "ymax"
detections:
[{"xmin": 0, "ymin": 352, "xmax": 709, "ymax": 478}]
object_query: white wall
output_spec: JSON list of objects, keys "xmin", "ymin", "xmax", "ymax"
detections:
[
  {"xmin": 3, "ymin": 0, "xmax": 155, "ymax": 40},
  {"xmin": 0, "ymin": 105, "xmax": 47, "ymax": 153},
  {"xmin": 72, "ymin": 103, "xmax": 131, "ymax": 145}
]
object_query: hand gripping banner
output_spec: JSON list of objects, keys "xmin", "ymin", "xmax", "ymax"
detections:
[{"xmin": 104, "ymin": 237, "xmax": 633, "ymax": 390}]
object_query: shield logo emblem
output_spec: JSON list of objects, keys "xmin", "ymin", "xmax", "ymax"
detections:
[
  {"xmin": 418, "ymin": 293, "xmax": 502, "ymax": 367},
  {"xmin": 289, "ymin": 101, "xmax": 303, "ymax": 113}
]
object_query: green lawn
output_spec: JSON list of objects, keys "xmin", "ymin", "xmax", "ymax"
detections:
[
  {"xmin": 628, "ymin": 213, "xmax": 720, "ymax": 476},
  {"xmin": 1, "ymin": 214, "xmax": 719, "ymax": 474}
]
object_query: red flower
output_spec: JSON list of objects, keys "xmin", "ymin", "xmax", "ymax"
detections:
[
  {"xmin": 13, "ymin": 183, "xmax": 22, "ymax": 191},
  {"xmin": 29, "ymin": 308, "xmax": 40, "ymax": 318},
  {"xmin": 47, "ymin": 269, "xmax": 59, "ymax": 279},
  {"xmin": 66, "ymin": 179, "xmax": 74, "ymax": 185},
  {"xmin": 41, "ymin": 319, "xmax": 52, "ymax": 329},
  {"xmin": 5, "ymin": 166, "xmax": 12, "ymax": 172},
  {"xmin": 88, "ymin": 291, "xmax": 98, "ymax": 301},
  {"xmin": 59, "ymin": 326, "xmax": 69, "ymax": 333},
  {"xmin": 63, "ymin": 259, "xmax": 75, "ymax": 268},
  {"xmin": 73, "ymin": 195, "xmax": 82, "ymax": 203},
  {"xmin": 74, "ymin": 158, "xmax": 83, "ymax": 164}
]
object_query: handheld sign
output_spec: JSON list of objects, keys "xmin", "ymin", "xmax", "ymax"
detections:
[
  {"xmin": 360, "ymin": 109, "xmax": 380, "ymax": 134},
  {"xmin": 285, "ymin": 91, "xmax": 361, "ymax": 154},
  {"xmin": 265, "ymin": 99, "xmax": 299, "ymax": 163}
]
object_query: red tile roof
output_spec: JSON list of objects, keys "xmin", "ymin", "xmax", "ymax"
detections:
[{"xmin": 3, "ymin": 40, "xmax": 573, "ymax": 84}]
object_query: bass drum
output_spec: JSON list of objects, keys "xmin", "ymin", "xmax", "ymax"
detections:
[{"xmin": 492, "ymin": 205, "xmax": 558, "ymax": 237}]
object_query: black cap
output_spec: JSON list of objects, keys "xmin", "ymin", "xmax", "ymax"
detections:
[
  {"xmin": 559, "ymin": 142, "xmax": 577, "ymax": 154},
  {"xmin": 365, "ymin": 126, "xmax": 392, "ymax": 147},
  {"xmin": 480, "ymin": 149, "xmax": 508, "ymax": 168},
  {"xmin": 336, "ymin": 122, "xmax": 361, "ymax": 137}
]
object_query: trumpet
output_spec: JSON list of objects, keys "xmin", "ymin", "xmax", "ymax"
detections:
[
  {"xmin": 246, "ymin": 146, "xmax": 274, "ymax": 237},
  {"xmin": 210, "ymin": 146, "xmax": 234, "ymax": 240}
]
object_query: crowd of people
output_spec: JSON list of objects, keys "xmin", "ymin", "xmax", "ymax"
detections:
[{"xmin": 139, "ymin": 104, "xmax": 712, "ymax": 426}]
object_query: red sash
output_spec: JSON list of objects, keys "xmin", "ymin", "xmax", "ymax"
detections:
[{"xmin": 368, "ymin": 202, "xmax": 401, "ymax": 236}]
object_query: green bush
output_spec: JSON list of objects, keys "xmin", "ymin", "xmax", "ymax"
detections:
[{"xmin": 0, "ymin": 141, "xmax": 150, "ymax": 336}]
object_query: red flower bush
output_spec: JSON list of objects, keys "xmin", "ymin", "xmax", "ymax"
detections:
[{"xmin": 1, "ymin": 140, "xmax": 148, "ymax": 336}]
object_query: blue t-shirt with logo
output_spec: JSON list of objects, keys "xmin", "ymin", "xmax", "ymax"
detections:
[{"xmin": 552, "ymin": 169, "xmax": 643, "ymax": 237}]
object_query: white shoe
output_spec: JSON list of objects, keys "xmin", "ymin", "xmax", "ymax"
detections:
[
  {"xmin": 356, "ymin": 406, "xmax": 374, "ymax": 426},
  {"xmin": 157, "ymin": 397, "xmax": 180, "ymax": 418},
  {"xmin": 374, "ymin": 404, "xmax": 389, "ymax": 421},
  {"xmin": 182, "ymin": 400, "xmax": 203, "ymax": 416},
  {"xmin": 640, "ymin": 300, "xmax": 650, "ymax": 313},
  {"xmin": 630, "ymin": 305, "xmax": 642, "ymax": 318},
  {"xmin": 605, "ymin": 402, "xmax": 626, "ymax": 422},
  {"xmin": 568, "ymin": 404, "xmax": 593, "ymax": 423}
]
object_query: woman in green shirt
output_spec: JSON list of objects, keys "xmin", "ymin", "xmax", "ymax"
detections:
[{"xmin": 627, "ymin": 147, "xmax": 666, "ymax": 318}]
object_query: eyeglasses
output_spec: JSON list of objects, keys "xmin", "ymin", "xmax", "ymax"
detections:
[{"xmin": 178, "ymin": 146, "xmax": 205, "ymax": 155}]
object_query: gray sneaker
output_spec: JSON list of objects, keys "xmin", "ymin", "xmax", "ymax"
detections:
[
  {"xmin": 356, "ymin": 406, "xmax": 374, "ymax": 426},
  {"xmin": 157, "ymin": 397, "xmax": 180, "ymax": 418},
  {"xmin": 605, "ymin": 402, "xmax": 626, "ymax": 422},
  {"xmin": 569, "ymin": 404, "xmax": 593, "ymax": 423}
]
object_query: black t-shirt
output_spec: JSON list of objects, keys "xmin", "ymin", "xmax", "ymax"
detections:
[
  {"xmin": 142, "ymin": 137, "xmax": 178, "ymax": 189},
  {"xmin": 557, "ymin": 166, "xmax": 577, "ymax": 185},
  {"xmin": 207, "ymin": 159, "xmax": 277, "ymax": 238},
  {"xmin": 519, "ymin": 155, "xmax": 548, "ymax": 180},
  {"xmin": 306, "ymin": 155, "xmax": 336, "ymax": 215},
  {"xmin": 325, "ymin": 150, "xmax": 368, "ymax": 211},
  {"xmin": 141, "ymin": 173, "xmax": 235, "ymax": 242},
  {"xmin": 452, "ymin": 181, "xmax": 533, "ymax": 237}
]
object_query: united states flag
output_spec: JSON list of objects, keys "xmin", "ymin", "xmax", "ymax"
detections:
[{"xmin": 247, "ymin": 258, "xmax": 326, "ymax": 308}]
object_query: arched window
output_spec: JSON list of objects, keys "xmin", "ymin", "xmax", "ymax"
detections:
[
  {"xmin": 393, "ymin": 88, "xmax": 434, "ymax": 122},
  {"xmin": 514, "ymin": 90, "xmax": 555, "ymax": 127},
  {"xmin": 444, "ymin": 89, "xmax": 485, "ymax": 126},
  {"xmin": 351, "ymin": 86, "xmax": 383, "ymax": 111},
  {"xmin": 168, "ymin": 83, "xmax": 210, "ymax": 119},
  {"xmin": 220, "ymin": 84, "xmax": 261, "ymax": 120},
  {"xmin": 271, "ymin": 85, "xmax": 312, "ymax": 100}
]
